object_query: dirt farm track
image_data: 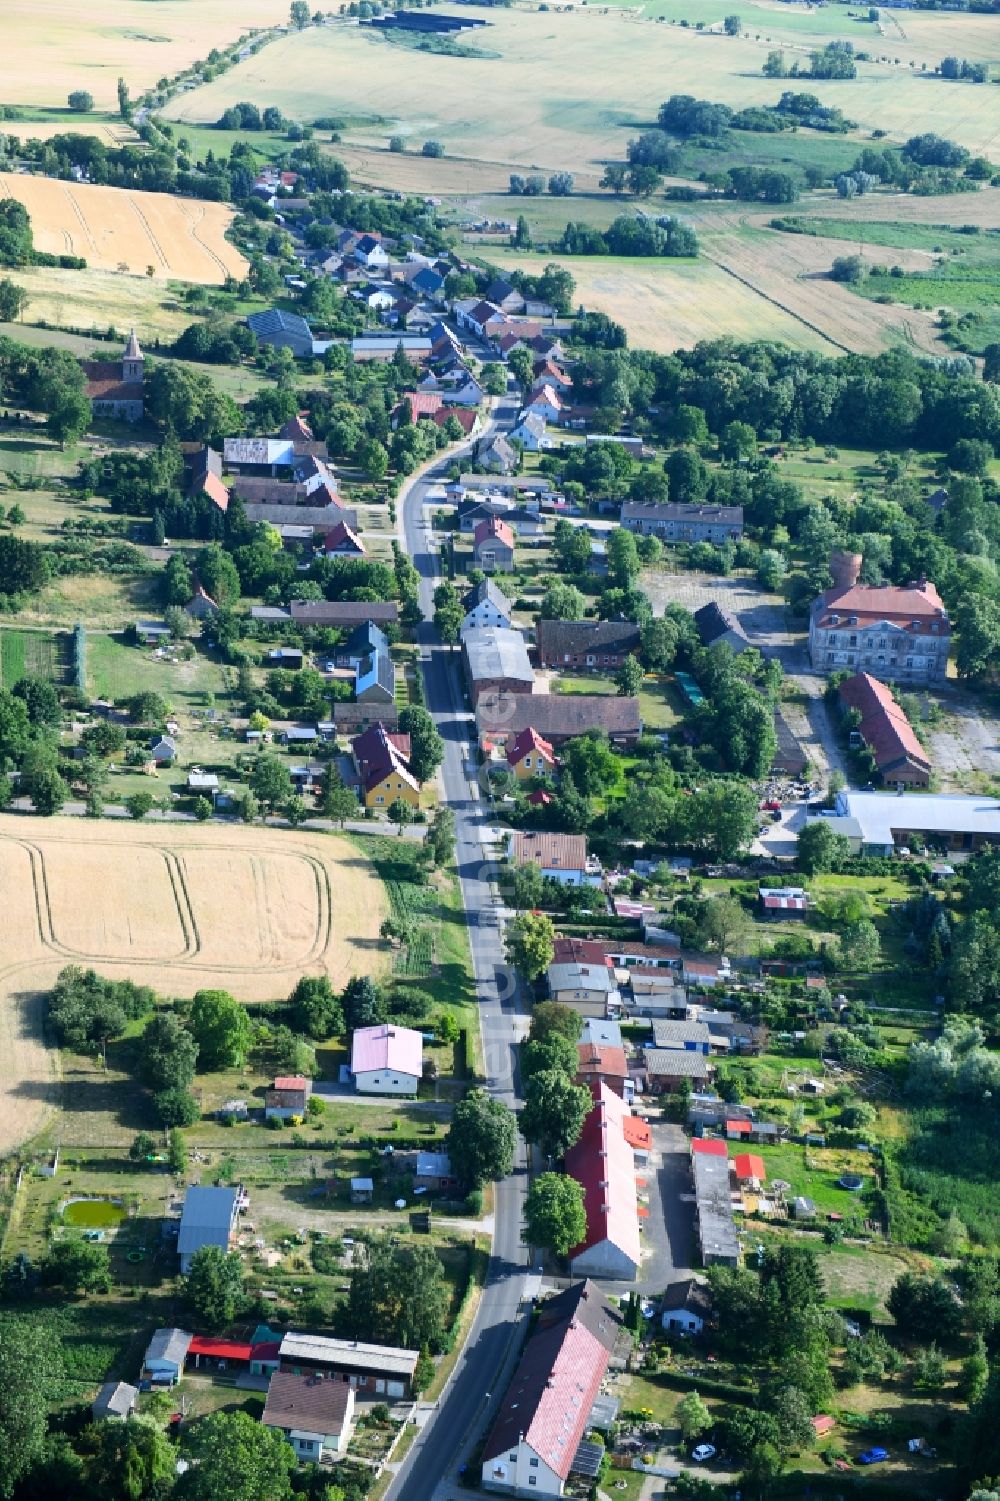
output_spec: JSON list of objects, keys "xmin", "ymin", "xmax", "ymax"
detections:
[
  {"xmin": 0, "ymin": 817, "xmax": 386, "ymax": 1152},
  {"xmin": 0, "ymin": 174, "xmax": 247, "ymax": 283}
]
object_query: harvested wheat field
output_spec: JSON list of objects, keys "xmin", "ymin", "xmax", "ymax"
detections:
[
  {"xmin": 165, "ymin": 10, "xmax": 1000, "ymax": 173},
  {"xmin": 0, "ymin": 174, "xmax": 247, "ymax": 283},
  {"xmin": 491, "ymin": 250, "xmax": 834, "ymax": 354},
  {"xmin": 0, "ymin": 816, "xmax": 387, "ymax": 1151},
  {"xmin": 0, "ymin": 0, "xmax": 289, "ymax": 111}
]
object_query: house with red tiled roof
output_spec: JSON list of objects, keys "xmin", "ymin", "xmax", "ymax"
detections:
[
  {"xmin": 691, "ymin": 1137, "xmax": 728, "ymax": 1158},
  {"xmin": 322, "ymin": 521, "xmax": 366, "ymax": 557},
  {"xmin": 481, "ymin": 1281, "xmax": 624, "ymax": 1497},
  {"xmin": 809, "ymin": 550, "xmax": 949, "ymax": 686},
  {"xmin": 576, "ymin": 1041, "xmax": 630, "ymax": 1099},
  {"xmin": 838, "ymin": 671, "xmax": 931, "ymax": 787},
  {"xmin": 732, "ymin": 1152, "xmax": 766, "ymax": 1188},
  {"xmin": 473, "ymin": 516, "xmax": 516, "ymax": 573},
  {"xmin": 265, "ymin": 1075, "xmax": 312, "ymax": 1120},
  {"xmin": 392, "ymin": 391, "xmax": 445, "ymax": 426},
  {"xmin": 506, "ymin": 726, "xmax": 556, "ymax": 781},
  {"xmin": 565, "ymin": 1083, "xmax": 642, "ymax": 1280}
]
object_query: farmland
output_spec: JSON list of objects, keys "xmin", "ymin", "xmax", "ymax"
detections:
[
  {"xmin": 0, "ymin": 0, "xmax": 289, "ymax": 111},
  {"xmin": 0, "ymin": 626, "xmax": 69, "ymax": 686},
  {"xmin": 0, "ymin": 174, "xmax": 247, "ymax": 283},
  {"xmin": 0, "ymin": 816, "xmax": 388, "ymax": 1153},
  {"xmin": 484, "ymin": 248, "xmax": 833, "ymax": 354},
  {"xmin": 163, "ymin": 9, "xmax": 1000, "ymax": 181}
]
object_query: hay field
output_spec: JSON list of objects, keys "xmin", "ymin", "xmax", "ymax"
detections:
[
  {"xmin": 0, "ymin": 817, "xmax": 387, "ymax": 1151},
  {"xmin": 5, "ymin": 266, "xmax": 198, "ymax": 342},
  {"xmin": 0, "ymin": 174, "xmax": 246, "ymax": 283},
  {"xmin": 0, "ymin": 0, "xmax": 289, "ymax": 110},
  {"xmin": 488, "ymin": 248, "xmax": 830, "ymax": 352},
  {"xmin": 163, "ymin": 10, "xmax": 1000, "ymax": 179}
]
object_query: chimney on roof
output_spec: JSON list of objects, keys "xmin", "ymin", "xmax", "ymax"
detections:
[{"xmin": 830, "ymin": 549, "xmax": 862, "ymax": 590}]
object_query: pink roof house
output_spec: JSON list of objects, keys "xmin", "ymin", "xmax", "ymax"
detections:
[{"xmin": 350, "ymin": 1024, "xmax": 423, "ymax": 1096}]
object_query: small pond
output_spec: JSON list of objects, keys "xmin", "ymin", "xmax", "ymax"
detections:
[{"xmin": 61, "ymin": 1197, "xmax": 125, "ymax": 1229}]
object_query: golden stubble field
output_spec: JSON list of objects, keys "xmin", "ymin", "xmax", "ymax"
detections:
[
  {"xmin": 0, "ymin": 174, "xmax": 247, "ymax": 283},
  {"xmin": 0, "ymin": 816, "xmax": 387, "ymax": 1151},
  {"xmin": 164, "ymin": 10, "xmax": 1000, "ymax": 175},
  {"xmin": 0, "ymin": 0, "xmax": 290, "ymax": 110}
]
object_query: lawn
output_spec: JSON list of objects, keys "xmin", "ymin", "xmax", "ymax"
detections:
[
  {"xmin": 86, "ymin": 632, "xmax": 231, "ymax": 711},
  {"xmin": 550, "ymin": 671, "xmax": 683, "ymax": 730},
  {"xmin": 753, "ymin": 1140, "xmax": 878, "ymax": 1215},
  {"xmin": 356, "ymin": 835, "xmax": 479, "ymax": 1072}
]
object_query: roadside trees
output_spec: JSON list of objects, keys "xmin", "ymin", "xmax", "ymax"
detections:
[
  {"xmin": 505, "ymin": 912, "xmax": 555, "ymax": 983},
  {"xmin": 520, "ymin": 1070, "xmax": 591, "ymax": 1160},
  {"xmin": 523, "ymin": 1172, "xmax": 586, "ymax": 1256},
  {"xmin": 447, "ymin": 1088, "xmax": 517, "ymax": 1186}
]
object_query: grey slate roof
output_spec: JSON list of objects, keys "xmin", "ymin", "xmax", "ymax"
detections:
[
  {"xmin": 177, "ymin": 1186, "xmax": 237, "ymax": 1261},
  {"xmin": 93, "ymin": 1380, "xmax": 138, "ymax": 1418},
  {"xmin": 536, "ymin": 618, "xmax": 641, "ymax": 659},
  {"xmin": 462, "ymin": 577, "xmax": 511, "ymax": 618},
  {"xmin": 694, "ymin": 601, "xmax": 749, "ymax": 648},
  {"xmin": 145, "ymin": 1328, "xmax": 193, "ymax": 1369},
  {"xmin": 643, "ymin": 1048, "xmax": 710, "ymax": 1079},
  {"xmin": 463, "ymin": 627, "xmax": 533, "ymax": 686}
]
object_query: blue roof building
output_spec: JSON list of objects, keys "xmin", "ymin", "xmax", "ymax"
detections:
[{"xmin": 177, "ymin": 1186, "xmax": 239, "ymax": 1273}]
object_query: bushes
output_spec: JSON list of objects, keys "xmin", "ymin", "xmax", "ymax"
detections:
[{"xmin": 48, "ymin": 966, "xmax": 156, "ymax": 1051}]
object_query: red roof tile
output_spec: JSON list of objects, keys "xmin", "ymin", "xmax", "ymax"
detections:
[
  {"xmin": 691, "ymin": 1138, "xmax": 728, "ymax": 1158},
  {"xmin": 507, "ymin": 725, "xmax": 556, "ymax": 769},
  {"xmin": 577, "ymin": 1042, "xmax": 628, "ymax": 1080},
  {"xmin": 565, "ymin": 1083, "xmax": 640, "ymax": 1270},
  {"xmin": 838, "ymin": 671, "xmax": 931, "ymax": 775},
  {"xmin": 733, "ymin": 1152, "xmax": 766, "ymax": 1182},
  {"xmin": 188, "ymin": 1336, "xmax": 252, "ymax": 1361},
  {"xmin": 816, "ymin": 578, "xmax": 948, "ymax": 631}
]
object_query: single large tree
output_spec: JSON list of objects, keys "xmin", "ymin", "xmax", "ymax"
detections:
[
  {"xmin": 288, "ymin": 975, "xmax": 344, "ymax": 1039},
  {"xmin": 189, "ymin": 989, "xmax": 252, "ymax": 1070},
  {"xmin": 140, "ymin": 1011, "xmax": 198, "ymax": 1092},
  {"xmin": 505, "ymin": 912, "xmax": 555, "ymax": 983},
  {"xmin": 177, "ymin": 1411, "xmax": 295, "ymax": 1501},
  {"xmin": 520, "ymin": 1070, "xmax": 591, "ymax": 1160},
  {"xmin": 184, "ymin": 1245, "xmax": 245, "ymax": 1330},
  {"xmin": 523, "ymin": 1172, "xmax": 586, "ymax": 1257},
  {"xmin": 529, "ymin": 1002, "xmax": 583, "ymax": 1045},
  {"xmin": 446, "ymin": 1087, "xmax": 517, "ymax": 1186},
  {"xmin": 398, "ymin": 706, "xmax": 444, "ymax": 784}
]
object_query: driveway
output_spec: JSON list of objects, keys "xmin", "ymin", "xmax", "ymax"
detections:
[
  {"xmin": 642, "ymin": 569, "xmax": 802, "ymax": 664},
  {"xmin": 637, "ymin": 1120, "xmax": 696, "ymax": 1295}
]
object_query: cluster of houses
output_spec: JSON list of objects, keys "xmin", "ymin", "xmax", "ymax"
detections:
[{"xmin": 110, "ymin": 1324, "xmax": 422, "ymax": 1462}]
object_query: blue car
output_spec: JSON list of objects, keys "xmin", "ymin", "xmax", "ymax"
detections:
[{"xmin": 858, "ymin": 1448, "xmax": 889, "ymax": 1465}]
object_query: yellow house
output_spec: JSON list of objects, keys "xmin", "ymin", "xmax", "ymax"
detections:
[
  {"xmin": 506, "ymin": 726, "xmax": 556, "ymax": 781},
  {"xmin": 352, "ymin": 722, "xmax": 421, "ymax": 811}
]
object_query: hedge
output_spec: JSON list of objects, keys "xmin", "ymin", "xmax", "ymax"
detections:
[{"xmin": 72, "ymin": 623, "xmax": 86, "ymax": 691}]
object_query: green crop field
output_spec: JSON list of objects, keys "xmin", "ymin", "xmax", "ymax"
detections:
[{"xmin": 0, "ymin": 626, "xmax": 68, "ymax": 685}]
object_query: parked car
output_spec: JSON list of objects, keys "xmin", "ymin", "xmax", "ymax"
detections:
[
  {"xmin": 691, "ymin": 1445, "xmax": 716, "ymax": 1462},
  {"xmin": 858, "ymin": 1448, "xmax": 889, "ymax": 1465},
  {"xmin": 760, "ymin": 799, "xmax": 782, "ymax": 812}
]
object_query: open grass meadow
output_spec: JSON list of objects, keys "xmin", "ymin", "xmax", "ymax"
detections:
[{"xmin": 4, "ymin": 267, "xmax": 200, "ymax": 344}]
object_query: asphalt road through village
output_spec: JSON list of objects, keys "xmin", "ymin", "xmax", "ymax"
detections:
[{"xmin": 387, "ymin": 399, "xmax": 536, "ymax": 1501}]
